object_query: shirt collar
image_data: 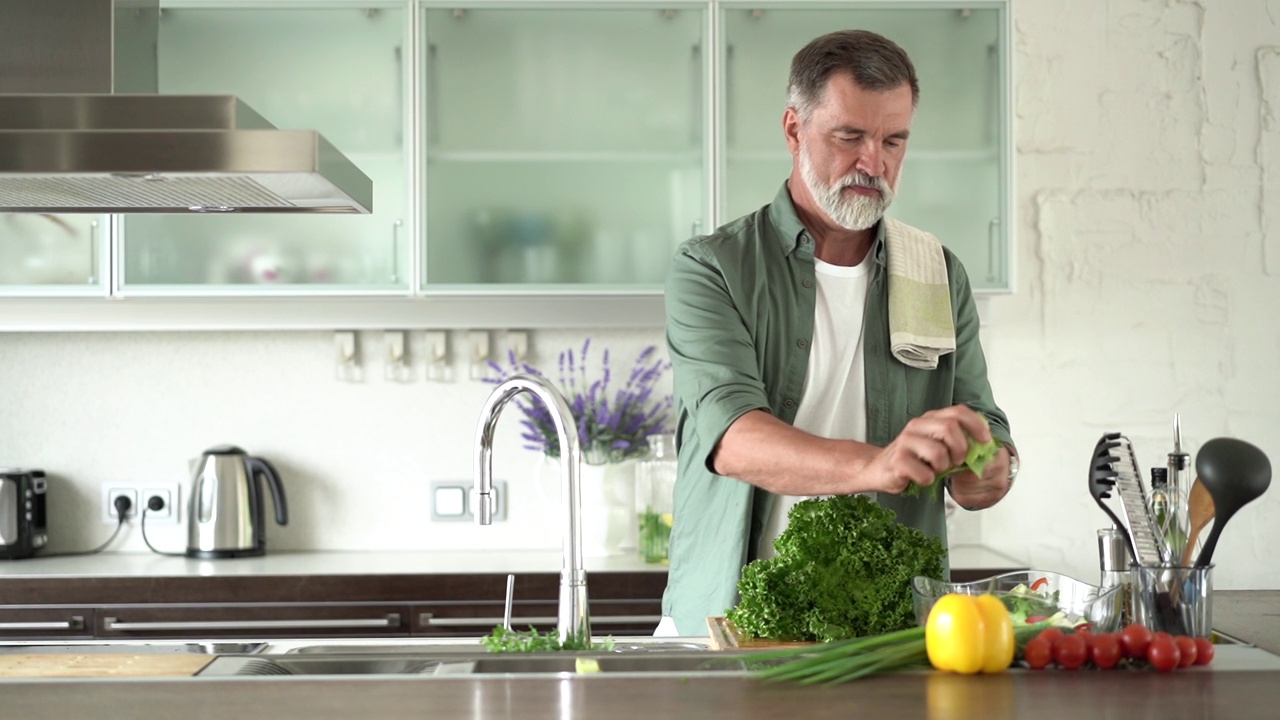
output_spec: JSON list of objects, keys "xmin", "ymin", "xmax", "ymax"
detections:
[{"xmin": 767, "ymin": 180, "xmax": 888, "ymax": 266}]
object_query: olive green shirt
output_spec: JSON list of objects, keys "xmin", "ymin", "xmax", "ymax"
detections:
[{"xmin": 661, "ymin": 183, "xmax": 1013, "ymax": 636}]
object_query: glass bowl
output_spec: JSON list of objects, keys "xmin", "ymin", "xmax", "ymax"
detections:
[{"xmin": 911, "ymin": 570, "xmax": 1126, "ymax": 632}]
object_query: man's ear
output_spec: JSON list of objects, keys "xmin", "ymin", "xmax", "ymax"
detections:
[{"xmin": 782, "ymin": 107, "xmax": 803, "ymax": 155}]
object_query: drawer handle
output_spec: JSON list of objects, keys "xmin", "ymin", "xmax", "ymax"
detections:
[
  {"xmin": 0, "ymin": 617, "xmax": 85, "ymax": 631},
  {"xmin": 420, "ymin": 614, "xmax": 660, "ymax": 627},
  {"xmin": 102, "ymin": 614, "xmax": 400, "ymax": 632}
]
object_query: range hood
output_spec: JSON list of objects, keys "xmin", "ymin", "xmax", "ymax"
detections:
[{"xmin": 0, "ymin": 0, "xmax": 372, "ymax": 214}]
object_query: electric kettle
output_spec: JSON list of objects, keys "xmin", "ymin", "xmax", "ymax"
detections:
[{"xmin": 186, "ymin": 445, "xmax": 288, "ymax": 559}]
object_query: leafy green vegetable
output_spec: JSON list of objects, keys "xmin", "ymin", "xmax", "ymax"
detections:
[
  {"xmin": 903, "ymin": 416, "xmax": 1000, "ymax": 499},
  {"xmin": 999, "ymin": 584, "xmax": 1066, "ymax": 626},
  {"xmin": 481, "ymin": 625, "xmax": 614, "ymax": 653},
  {"xmin": 726, "ymin": 495, "xmax": 947, "ymax": 643}
]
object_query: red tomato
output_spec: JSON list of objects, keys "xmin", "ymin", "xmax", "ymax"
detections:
[
  {"xmin": 1120, "ymin": 624, "xmax": 1153, "ymax": 659},
  {"xmin": 1038, "ymin": 628, "xmax": 1066, "ymax": 649},
  {"xmin": 1193, "ymin": 637, "xmax": 1215, "ymax": 666},
  {"xmin": 1090, "ymin": 633, "xmax": 1123, "ymax": 670},
  {"xmin": 1174, "ymin": 636, "xmax": 1198, "ymax": 667},
  {"xmin": 1074, "ymin": 628, "xmax": 1095, "ymax": 651},
  {"xmin": 1055, "ymin": 634, "xmax": 1089, "ymax": 670},
  {"xmin": 1023, "ymin": 636, "xmax": 1053, "ymax": 670},
  {"xmin": 1026, "ymin": 615, "xmax": 1049, "ymax": 624},
  {"xmin": 1147, "ymin": 636, "xmax": 1181, "ymax": 672},
  {"xmin": 1152, "ymin": 631, "xmax": 1175, "ymax": 645}
]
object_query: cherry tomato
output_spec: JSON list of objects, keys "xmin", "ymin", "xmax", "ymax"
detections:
[
  {"xmin": 1193, "ymin": 637, "xmax": 1215, "ymax": 666},
  {"xmin": 1147, "ymin": 636, "xmax": 1181, "ymax": 672},
  {"xmin": 1023, "ymin": 636, "xmax": 1053, "ymax": 670},
  {"xmin": 1174, "ymin": 636, "xmax": 1198, "ymax": 667},
  {"xmin": 1120, "ymin": 624, "xmax": 1153, "ymax": 659},
  {"xmin": 1090, "ymin": 633, "xmax": 1123, "ymax": 670},
  {"xmin": 1152, "ymin": 631, "xmax": 1174, "ymax": 646},
  {"xmin": 1037, "ymin": 628, "xmax": 1066, "ymax": 649},
  {"xmin": 1025, "ymin": 615, "xmax": 1049, "ymax": 624},
  {"xmin": 1074, "ymin": 628, "xmax": 1095, "ymax": 651},
  {"xmin": 1055, "ymin": 634, "xmax": 1089, "ymax": 670}
]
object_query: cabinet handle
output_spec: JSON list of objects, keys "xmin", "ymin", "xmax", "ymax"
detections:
[
  {"xmin": 391, "ymin": 219, "xmax": 404, "ymax": 284},
  {"xmin": 690, "ymin": 43, "xmax": 702, "ymax": 144},
  {"xmin": 0, "ymin": 617, "xmax": 85, "ymax": 631},
  {"xmin": 419, "ymin": 614, "xmax": 660, "ymax": 627},
  {"xmin": 987, "ymin": 217, "xmax": 1000, "ymax": 283},
  {"xmin": 426, "ymin": 42, "xmax": 439, "ymax": 145},
  {"xmin": 102, "ymin": 614, "xmax": 401, "ymax": 632},
  {"xmin": 725, "ymin": 44, "xmax": 734, "ymax": 146},
  {"xmin": 87, "ymin": 220, "xmax": 99, "ymax": 285}
]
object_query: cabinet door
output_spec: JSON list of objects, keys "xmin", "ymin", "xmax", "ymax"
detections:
[
  {"xmin": 0, "ymin": 606, "xmax": 94, "ymax": 640},
  {"xmin": 420, "ymin": 6, "xmax": 708, "ymax": 289},
  {"xmin": 119, "ymin": 4, "xmax": 410, "ymax": 294},
  {"xmin": 721, "ymin": 4, "xmax": 1010, "ymax": 290},
  {"xmin": 0, "ymin": 215, "xmax": 106, "ymax": 294},
  {"xmin": 97, "ymin": 603, "xmax": 411, "ymax": 639}
]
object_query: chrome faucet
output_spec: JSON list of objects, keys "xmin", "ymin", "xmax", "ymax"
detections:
[{"xmin": 473, "ymin": 373, "xmax": 590, "ymax": 645}]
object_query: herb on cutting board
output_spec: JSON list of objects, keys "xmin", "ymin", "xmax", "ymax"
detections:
[
  {"xmin": 481, "ymin": 626, "xmax": 614, "ymax": 653},
  {"xmin": 726, "ymin": 495, "xmax": 946, "ymax": 643}
]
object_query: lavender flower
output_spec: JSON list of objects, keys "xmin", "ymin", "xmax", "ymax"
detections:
[{"xmin": 485, "ymin": 340, "xmax": 673, "ymax": 463}]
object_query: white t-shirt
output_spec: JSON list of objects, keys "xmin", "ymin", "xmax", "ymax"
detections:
[{"xmin": 757, "ymin": 254, "xmax": 871, "ymax": 560}]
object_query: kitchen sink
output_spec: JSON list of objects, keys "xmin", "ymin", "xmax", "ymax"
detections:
[
  {"xmin": 197, "ymin": 651, "xmax": 756, "ymax": 678},
  {"xmin": 0, "ymin": 641, "xmax": 268, "ymax": 655},
  {"xmin": 285, "ymin": 641, "xmax": 707, "ymax": 655}
]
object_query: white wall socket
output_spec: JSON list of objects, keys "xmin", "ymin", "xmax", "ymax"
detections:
[{"xmin": 101, "ymin": 482, "xmax": 181, "ymax": 525}]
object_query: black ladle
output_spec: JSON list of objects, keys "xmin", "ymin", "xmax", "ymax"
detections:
[{"xmin": 1194, "ymin": 437, "xmax": 1272, "ymax": 567}]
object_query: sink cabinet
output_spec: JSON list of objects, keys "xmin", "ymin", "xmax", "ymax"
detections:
[{"xmin": 0, "ymin": 570, "xmax": 668, "ymax": 641}]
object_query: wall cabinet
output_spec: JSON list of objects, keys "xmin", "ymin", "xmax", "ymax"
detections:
[{"xmin": 0, "ymin": 0, "xmax": 1012, "ymax": 329}]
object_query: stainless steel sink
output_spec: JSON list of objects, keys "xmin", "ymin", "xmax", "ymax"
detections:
[
  {"xmin": 0, "ymin": 641, "xmax": 267, "ymax": 655},
  {"xmin": 285, "ymin": 641, "xmax": 707, "ymax": 655},
  {"xmin": 197, "ymin": 651, "xmax": 754, "ymax": 678}
]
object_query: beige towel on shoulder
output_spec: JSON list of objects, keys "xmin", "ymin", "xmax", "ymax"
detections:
[{"xmin": 883, "ymin": 217, "xmax": 955, "ymax": 370}]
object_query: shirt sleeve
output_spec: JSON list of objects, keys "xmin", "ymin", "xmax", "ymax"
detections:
[
  {"xmin": 946, "ymin": 252, "xmax": 1014, "ymax": 450},
  {"xmin": 664, "ymin": 240, "xmax": 772, "ymax": 473}
]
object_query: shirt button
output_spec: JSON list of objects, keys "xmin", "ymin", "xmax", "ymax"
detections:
[
  {"xmin": 799, "ymin": 235, "xmax": 810, "ymax": 244},
  {"xmin": 783, "ymin": 399, "xmax": 796, "ymax": 409},
  {"xmin": 797, "ymin": 338, "xmax": 808, "ymax": 349},
  {"xmin": 802, "ymin": 279, "xmax": 813, "ymax": 289}
]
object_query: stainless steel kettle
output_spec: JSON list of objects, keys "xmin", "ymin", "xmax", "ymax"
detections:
[{"xmin": 186, "ymin": 445, "xmax": 288, "ymax": 559}]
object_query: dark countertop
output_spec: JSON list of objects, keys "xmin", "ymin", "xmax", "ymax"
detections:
[{"xmin": 0, "ymin": 589, "xmax": 1277, "ymax": 719}]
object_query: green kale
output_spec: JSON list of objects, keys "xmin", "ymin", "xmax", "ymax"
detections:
[{"xmin": 726, "ymin": 495, "xmax": 946, "ymax": 643}]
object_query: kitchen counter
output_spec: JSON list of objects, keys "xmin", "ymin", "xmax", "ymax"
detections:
[
  {"xmin": 0, "ymin": 589, "xmax": 1274, "ymax": 719},
  {"xmin": 0, "ymin": 545, "xmax": 1023, "ymax": 578}
]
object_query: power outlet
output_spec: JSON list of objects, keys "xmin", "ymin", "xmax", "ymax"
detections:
[
  {"xmin": 430, "ymin": 480, "xmax": 507, "ymax": 522},
  {"xmin": 101, "ymin": 484, "xmax": 138, "ymax": 522},
  {"xmin": 101, "ymin": 482, "xmax": 181, "ymax": 524}
]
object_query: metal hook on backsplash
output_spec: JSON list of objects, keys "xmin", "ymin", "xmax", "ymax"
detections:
[
  {"xmin": 424, "ymin": 331, "xmax": 453, "ymax": 383},
  {"xmin": 334, "ymin": 331, "xmax": 364, "ymax": 383},
  {"xmin": 383, "ymin": 330, "xmax": 413, "ymax": 383}
]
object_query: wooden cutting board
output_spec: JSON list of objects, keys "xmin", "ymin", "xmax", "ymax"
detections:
[
  {"xmin": 706, "ymin": 617, "xmax": 817, "ymax": 651},
  {"xmin": 0, "ymin": 653, "xmax": 214, "ymax": 679}
]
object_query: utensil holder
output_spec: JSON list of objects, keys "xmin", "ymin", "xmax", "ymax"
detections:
[{"xmin": 1130, "ymin": 564, "xmax": 1213, "ymax": 638}]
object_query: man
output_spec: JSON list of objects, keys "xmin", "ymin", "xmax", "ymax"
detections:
[{"xmin": 658, "ymin": 29, "xmax": 1016, "ymax": 636}]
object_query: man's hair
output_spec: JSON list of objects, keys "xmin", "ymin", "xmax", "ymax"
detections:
[{"xmin": 786, "ymin": 29, "xmax": 919, "ymax": 121}]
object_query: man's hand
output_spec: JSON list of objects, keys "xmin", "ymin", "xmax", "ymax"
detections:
[
  {"xmin": 860, "ymin": 405, "xmax": 992, "ymax": 495},
  {"xmin": 946, "ymin": 446, "xmax": 1013, "ymax": 510}
]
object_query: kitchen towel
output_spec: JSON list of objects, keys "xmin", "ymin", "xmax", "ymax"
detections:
[{"xmin": 883, "ymin": 217, "xmax": 955, "ymax": 370}]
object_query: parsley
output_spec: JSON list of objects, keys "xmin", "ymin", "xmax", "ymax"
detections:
[
  {"xmin": 726, "ymin": 495, "xmax": 946, "ymax": 643},
  {"xmin": 481, "ymin": 625, "xmax": 614, "ymax": 653}
]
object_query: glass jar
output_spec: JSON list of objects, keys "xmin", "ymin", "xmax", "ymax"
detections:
[{"xmin": 635, "ymin": 433, "xmax": 677, "ymax": 564}]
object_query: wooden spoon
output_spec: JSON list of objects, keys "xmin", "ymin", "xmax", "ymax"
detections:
[{"xmin": 1180, "ymin": 478, "xmax": 1215, "ymax": 567}]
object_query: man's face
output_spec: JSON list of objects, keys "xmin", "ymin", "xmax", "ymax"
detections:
[{"xmin": 786, "ymin": 74, "xmax": 914, "ymax": 231}]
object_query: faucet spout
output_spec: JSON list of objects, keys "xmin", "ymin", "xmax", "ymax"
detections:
[{"xmin": 473, "ymin": 373, "xmax": 590, "ymax": 646}]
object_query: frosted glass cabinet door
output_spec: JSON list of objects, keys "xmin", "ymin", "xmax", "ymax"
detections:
[
  {"xmin": 722, "ymin": 5, "xmax": 1009, "ymax": 290},
  {"xmin": 0, "ymin": 214, "xmax": 104, "ymax": 293},
  {"xmin": 421, "ymin": 6, "xmax": 708, "ymax": 288},
  {"xmin": 121, "ymin": 5, "xmax": 409, "ymax": 292}
]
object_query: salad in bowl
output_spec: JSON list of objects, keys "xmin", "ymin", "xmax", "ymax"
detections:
[{"xmin": 911, "ymin": 570, "xmax": 1125, "ymax": 632}]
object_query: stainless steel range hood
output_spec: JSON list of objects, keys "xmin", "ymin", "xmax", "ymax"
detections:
[{"xmin": 0, "ymin": 0, "xmax": 372, "ymax": 214}]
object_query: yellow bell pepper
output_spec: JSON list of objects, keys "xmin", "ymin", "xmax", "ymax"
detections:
[{"xmin": 925, "ymin": 593, "xmax": 1014, "ymax": 675}]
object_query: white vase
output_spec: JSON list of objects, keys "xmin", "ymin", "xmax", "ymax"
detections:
[{"xmin": 534, "ymin": 456, "xmax": 638, "ymax": 557}]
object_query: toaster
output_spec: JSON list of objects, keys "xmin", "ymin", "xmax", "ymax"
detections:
[{"xmin": 0, "ymin": 469, "xmax": 48, "ymax": 559}]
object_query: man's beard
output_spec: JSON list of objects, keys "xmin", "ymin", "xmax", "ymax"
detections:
[{"xmin": 798, "ymin": 143, "xmax": 897, "ymax": 231}]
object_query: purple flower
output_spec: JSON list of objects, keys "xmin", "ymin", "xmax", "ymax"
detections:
[{"xmin": 485, "ymin": 340, "xmax": 673, "ymax": 462}]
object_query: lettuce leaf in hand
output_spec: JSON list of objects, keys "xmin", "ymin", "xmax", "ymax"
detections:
[{"xmin": 903, "ymin": 416, "xmax": 1000, "ymax": 498}]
